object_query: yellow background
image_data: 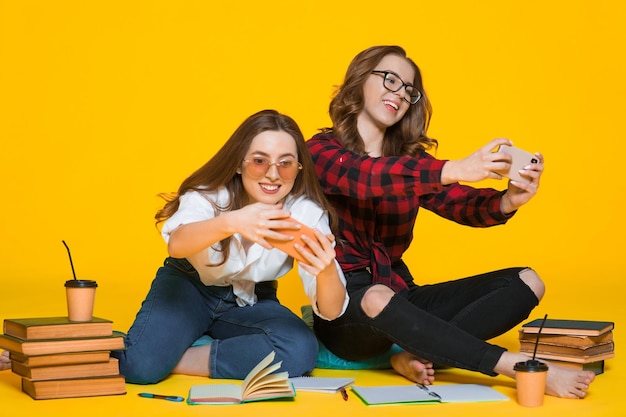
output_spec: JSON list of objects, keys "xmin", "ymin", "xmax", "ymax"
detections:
[{"xmin": 1, "ymin": 1, "xmax": 624, "ymax": 416}]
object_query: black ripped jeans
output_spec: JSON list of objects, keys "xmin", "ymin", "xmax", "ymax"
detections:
[{"xmin": 313, "ymin": 262, "xmax": 538, "ymax": 376}]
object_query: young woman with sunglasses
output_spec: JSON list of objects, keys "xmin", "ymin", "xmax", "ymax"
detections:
[
  {"xmin": 111, "ymin": 109, "xmax": 348, "ymax": 383},
  {"xmin": 306, "ymin": 45, "xmax": 594, "ymax": 398}
]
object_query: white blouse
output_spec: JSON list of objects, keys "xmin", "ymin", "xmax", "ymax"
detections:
[{"xmin": 161, "ymin": 188, "xmax": 348, "ymax": 320}]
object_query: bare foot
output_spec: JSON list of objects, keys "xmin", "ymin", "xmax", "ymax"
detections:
[
  {"xmin": 545, "ymin": 361, "xmax": 595, "ymax": 398},
  {"xmin": 496, "ymin": 352, "xmax": 595, "ymax": 399},
  {"xmin": 390, "ymin": 350, "xmax": 435, "ymax": 385},
  {"xmin": 0, "ymin": 350, "xmax": 10, "ymax": 371}
]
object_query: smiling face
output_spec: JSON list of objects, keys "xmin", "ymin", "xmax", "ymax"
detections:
[
  {"xmin": 240, "ymin": 130, "xmax": 300, "ymax": 204},
  {"xmin": 358, "ymin": 54, "xmax": 417, "ymax": 136}
]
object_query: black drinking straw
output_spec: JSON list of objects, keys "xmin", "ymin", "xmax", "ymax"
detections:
[
  {"xmin": 532, "ymin": 313, "xmax": 548, "ymax": 361},
  {"xmin": 62, "ymin": 240, "xmax": 78, "ymax": 280}
]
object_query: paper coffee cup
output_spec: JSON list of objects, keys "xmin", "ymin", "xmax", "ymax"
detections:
[
  {"xmin": 65, "ymin": 280, "xmax": 98, "ymax": 322},
  {"xmin": 514, "ymin": 359, "xmax": 549, "ymax": 407}
]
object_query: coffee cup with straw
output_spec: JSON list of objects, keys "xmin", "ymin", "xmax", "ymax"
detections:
[
  {"xmin": 63, "ymin": 240, "xmax": 98, "ymax": 322},
  {"xmin": 514, "ymin": 313, "xmax": 549, "ymax": 407}
]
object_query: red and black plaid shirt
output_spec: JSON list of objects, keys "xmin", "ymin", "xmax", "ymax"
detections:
[{"xmin": 307, "ymin": 132, "xmax": 512, "ymax": 293}]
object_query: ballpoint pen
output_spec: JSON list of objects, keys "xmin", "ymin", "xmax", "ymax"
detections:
[
  {"xmin": 138, "ymin": 392, "xmax": 185, "ymax": 402},
  {"xmin": 339, "ymin": 387, "xmax": 349, "ymax": 401}
]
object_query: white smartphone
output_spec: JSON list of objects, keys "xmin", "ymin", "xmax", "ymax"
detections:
[{"xmin": 497, "ymin": 144, "xmax": 539, "ymax": 183}]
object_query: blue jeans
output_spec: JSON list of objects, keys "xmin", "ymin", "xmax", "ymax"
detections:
[
  {"xmin": 112, "ymin": 258, "xmax": 317, "ymax": 384},
  {"xmin": 314, "ymin": 262, "xmax": 538, "ymax": 376}
]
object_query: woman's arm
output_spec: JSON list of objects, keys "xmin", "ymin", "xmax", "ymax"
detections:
[
  {"xmin": 283, "ymin": 198, "xmax": 348, "ymax": 320},
  {"xmin": 307, "ymin": 134, "xmax": 445, "ymax": 199},
  {"xmin": 167, "ymin": 212, "xmax": 236, "ymax": 258},
  {"xmin": 164, "ymin": 192, "xmax": 294, "ymax": 258},
  {"xmin": 297, "ymin": 230, "xmax": 347, "ymax": 320}
]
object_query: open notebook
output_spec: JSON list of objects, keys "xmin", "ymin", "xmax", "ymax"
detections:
[
  {"xmin": 288, "ymin": 377, "xmax": 355, "ymax": 393},
  {"xmin": 351, "ymin": 383, "xmax": 508, "ymax": 405}
]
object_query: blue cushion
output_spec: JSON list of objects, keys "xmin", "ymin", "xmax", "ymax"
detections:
[
  {"xmin": 191, "ymin": 335, "xmax": 213, "ymax": 347},
  {"xmin": 316, "ymin": 339, "xmax": 403, "ymax": 369}
]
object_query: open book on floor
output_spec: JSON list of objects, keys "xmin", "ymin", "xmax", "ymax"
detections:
[
  {"xmin": 351, "ymin": 383, "xmax": 508, "ymax": 406},
  {"xmin": 187, "ymin": 351, "xmax": 295, "ymax": 405}
]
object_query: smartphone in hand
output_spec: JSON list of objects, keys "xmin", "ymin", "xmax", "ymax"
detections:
[
  {"xmin": 266, "ymin": 218, "xmax": 317, "ymax": 263},
  {"xmin": 497, "ymin": 144, "xmax": 539, "ymax": 183}
]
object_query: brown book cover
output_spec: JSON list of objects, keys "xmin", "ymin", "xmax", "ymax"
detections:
[
  {"xmin": 519, "ymin": 351, "xmax": 615, "ymax": 364},
  {"xmin": 549, "ymin": 359, "xmax": 605, "ymax": 375},
  {"xmin": 12, "ymin": 358, "xmax": 119, "ymax": 381},
  {"xmin": 519, "ymin": 340, "xmax": 614, "ymax": 356},
  {"xmin": 9, "ymin": 351, "xmax": 111, "ymax": 368},
  {"xmin": 21, "ymin": 374, "xmax": 126, "ymax": 400},
  {"xmin": 3, "ymin": 317, "xmax": 113, "ymax": 340},
  {"xmin": 518, "ymin": 330, "xmax": 613, "ymax": 347},
  {"xmin": 0, "ymin": 331, "xmax": 125, "ymax": 356},
  {"xmin": 520, "ymin": 318, "xmax": 614, "ymax": 336}
]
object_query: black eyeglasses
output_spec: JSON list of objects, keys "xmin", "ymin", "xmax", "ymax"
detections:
[{"xmin": 371, "ymin": 70, "xmax": 422, "ymax": 105}]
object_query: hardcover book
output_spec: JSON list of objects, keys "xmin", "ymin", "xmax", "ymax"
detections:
[
  {"xmin": 521, "ymin": 319, "xmax": 614, "ymax": 336},
  {"xmin": 12, "ymin": 358, "xmax": 119, "ymax": 381},
  {"xmin": 21, "ymin": 374, "xmax": 126, "ymax": 400},
  {"xmin": 187, "ymin": 351, "xmax": 295, "ymax": 405},
  {"xmin": 518, "ymin": 330, "xmax": 613, "ymax": 347},
  {"xmin": 549, "ymin": 359, "xmax": 606, "ymax": 375},
  {"xmin": 525, "ymin": 351, "xmax": 615, "ymax": 364},
  {"xmin": 0, "ymin": 331, "xmax": 125, "ymax": 356},
  {"xmin": 3, "ymin": 317, "xmax": 113, "ymax": 340},
  {"xmin": 9, "ymin": 351, "xmax": 111, "ymax": 368},
  {"xmin": 519, "ymin": 341, "xmax": 614, "ymax": 357}
]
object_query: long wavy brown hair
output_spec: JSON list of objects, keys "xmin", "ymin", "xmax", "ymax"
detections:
[
  {"xmin": 156, "ymin": 109, "xmax": 337, "ymax": 264},
  {"xmin": 323, "ymin": 45, "xmax": 438, "ymax": 156}
]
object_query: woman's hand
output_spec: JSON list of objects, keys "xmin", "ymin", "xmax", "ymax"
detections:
[
  {"xmin": 167, "ymin": 202, "xmax": 296, "ymax": 257},
  {"xmin": 295, "ymin": 229, "xmax": 337, "ymax": 276},
  {"xmin": 500, "ymin": 152, "xmax": 545, "ymax": 214},
  {"xmin": 230, "ymin": 203, "xmax": 301, "ymax": 250},
  {"xmin": 441, "ymin": 138, "xmax": 514, "ymax": 184},
  {"xmin": 296, "ymin": 229, "xmax": 346, "ymax": 320}
]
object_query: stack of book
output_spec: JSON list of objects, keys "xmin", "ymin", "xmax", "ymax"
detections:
[
  {"xmin": 519, "ymin": 318, "xmax": 615, "ymax": 375},
  {"xmin": 0, "ymin": 316, "xmax": 126, "ymax": 399}
]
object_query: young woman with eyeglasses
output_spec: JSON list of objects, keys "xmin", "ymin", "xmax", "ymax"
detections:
[
  {"xmin": 111, "ymin": 109, "xmax": 348, "ymax": 384},
  {"xmin": 306, "ymin": 45, "xmax": 595, "ymax": 398}
]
